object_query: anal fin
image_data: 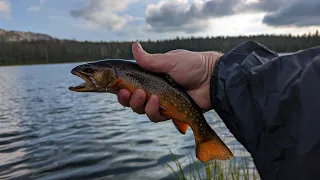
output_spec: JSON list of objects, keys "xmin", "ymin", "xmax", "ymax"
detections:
[
  {"xmin": 159, "ymin": 105, "xmax": 189, "ymax": 134},
  {"xmin": 172, "ymin": 119, "xmax": 189, "ymax": 134}
]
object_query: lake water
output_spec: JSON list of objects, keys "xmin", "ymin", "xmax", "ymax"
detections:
[{"xmin": 0, "ymin": 62, "xmax": 254, "ymax": 180}]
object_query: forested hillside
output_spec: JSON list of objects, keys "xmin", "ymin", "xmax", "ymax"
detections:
[{"xmin": 0, "ymin": 31, "xmax": 319, "ymax": 66}]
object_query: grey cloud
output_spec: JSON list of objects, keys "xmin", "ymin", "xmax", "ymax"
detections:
[
  {"xmin": 145, "ymin": 0, "xmax": 241, "ymax": 33},
  {"xmin": 145, "ymin": 0, "xmax": 320, "ymax": 33},
  {"xmin": 200, "ymin": 0, "xmax": 240, "ymax": 17},
  {"xmin": 70, "ymin": 0, "xmax": 139, "ymax": 31},
  {"xmin": 244, "ymin": 0, "xmax": 289, "ymax": 13},
  {"xmin": 263, "ymin": 0, "xmax": 320, "ymax": 27}
]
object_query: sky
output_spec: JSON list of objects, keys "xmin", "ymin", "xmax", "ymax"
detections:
[{"xmin": 0, "ymin": 0, "xmax": 319, "ymax": 41}]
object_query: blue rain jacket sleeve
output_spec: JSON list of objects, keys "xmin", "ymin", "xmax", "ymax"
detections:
[{"xmin": 210, "ymin": 41, "xmax": 320, "ymax": 180}]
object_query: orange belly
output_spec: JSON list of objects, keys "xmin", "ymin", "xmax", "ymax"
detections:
[{"xmin": 110, "ymin": 77, "xmax": 190, "ymax": 134}]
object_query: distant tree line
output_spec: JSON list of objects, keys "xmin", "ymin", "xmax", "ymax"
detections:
[{"xmin": 0, "ymin": 31, "xmax": 319, "ymax": 66}]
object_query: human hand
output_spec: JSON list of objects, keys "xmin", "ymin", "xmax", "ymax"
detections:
[{"xmin": 117, "ymin": 42, "xmax": 223, "ymax": 122}]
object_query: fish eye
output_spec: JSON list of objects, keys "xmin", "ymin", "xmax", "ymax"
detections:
[{"xmin": 82, "ymin": 68, "xmax": 94, "ymax": 74}]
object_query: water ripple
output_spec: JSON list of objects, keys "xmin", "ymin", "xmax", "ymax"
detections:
[{"xmin": 0, "ymin": 63, "xmax": 250, "ymax": 180}]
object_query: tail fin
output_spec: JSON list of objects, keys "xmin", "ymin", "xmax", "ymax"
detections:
[
  {"xmin": 172, "ymin": 119, "xmax": 189, "ymax": 134},
  {"xmin": 195, "ymin": 133, "xmax": 234, "ymax": 162}
]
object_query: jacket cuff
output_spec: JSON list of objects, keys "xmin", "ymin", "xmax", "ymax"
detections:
[{"xmin": 210, "ymin": 56, "xmax": 225, "ymax": 111}]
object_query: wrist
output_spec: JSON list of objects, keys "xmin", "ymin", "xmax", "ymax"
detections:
[
  {"xmin": 208, "ymin": 52, "xmax": 223, "ymax": 74},
  {"xmin": 202, "ymin": 52, "xmax": 223, "ymax": 110}
]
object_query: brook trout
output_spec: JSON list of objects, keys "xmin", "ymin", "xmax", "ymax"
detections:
[{"xmin": 69, "ymin": 60, "xmax": 234, "ymax": 162}]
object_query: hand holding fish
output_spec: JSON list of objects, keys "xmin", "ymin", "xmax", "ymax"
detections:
[
  {"xmin": 69, "ymin": 42, "xmax": 233, "ymax": 162},
  {"xmin": 68, "ymin": 40, "xmax": 320, "ymax": 178},
  {"xmin": 118, "ymin": 42, "xmax": 223, "ymax": 122}
]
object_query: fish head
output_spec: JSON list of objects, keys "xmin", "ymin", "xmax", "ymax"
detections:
[{"xmin": 69, "ymin": 61, "xmax": 118, "ymax": 92}]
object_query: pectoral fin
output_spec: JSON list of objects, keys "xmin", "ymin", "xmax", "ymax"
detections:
[{"xmin": 172, "ymin": 119, "xmax": 189, "ymax": 134}]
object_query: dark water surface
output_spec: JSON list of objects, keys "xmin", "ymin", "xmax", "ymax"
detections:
[{"xmin": 0, "ymin": 62, "xmax": 252, "ymax": 180}]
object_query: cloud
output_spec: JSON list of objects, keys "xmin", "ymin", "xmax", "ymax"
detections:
[
  {"xmin": 48, "ymin": 15, "xmax": 72, "ymax": 21},
  {"xmin": 0, "ymin": 0, "xmax": 11, "ymax": 19},
  {"xmin": 27, "ymin": 6, "xmax": 41, "ymax": 12},
  {"xmin": 242, "ymin": 0, "xmax": 288, "ymax": 13},
  {"xmin": 70, "ymin": 0, "xmax": 141, "ymax": 31},
  {"xmin": 145, "ymin": 0, "xmax": 320, "ymax": 33},
  {"xmin": 27, "ymin": 0, "xmax": 47, "ymax": 13},
  {"xmin": 145, "ymin": 0, "xmax": 242, "ymax": 33},
  {"xmin": 262, "ymin": 0, "xmax": 320, "ymax": 27},
  {"xmin": 40, "ymin": 0, "xmax": 47, "ymax": 4}
]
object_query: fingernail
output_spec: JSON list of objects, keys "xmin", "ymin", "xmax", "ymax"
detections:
[
  {"xmin": 134, "ymin": 42, "xmax": 143, "ymax": 53},
  {"xmin": 136, "ymin": 41, "xmax": 142, "ymax": 49}
]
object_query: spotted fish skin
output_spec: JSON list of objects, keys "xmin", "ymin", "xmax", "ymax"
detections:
[{"xmin": 69, "ymin": 60, "xmax": 234, "ymax": 162}]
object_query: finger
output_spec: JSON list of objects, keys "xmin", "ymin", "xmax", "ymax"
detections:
[
  {"xmin": 117, "ymin": 89, "xmax": 131, "ymax": 107},
  {"xmin": 132, "ymin": 42, "xmax": 177, "ymax": 73},
  {"xmin": 129, "ymin": 89, "xmax": 146, "ymax": 114},
  {"xmin": 145, "ymin": 95, "xmax": 169, "ymax": 122}
]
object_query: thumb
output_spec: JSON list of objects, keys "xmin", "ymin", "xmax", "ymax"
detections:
[{"xmin": 132, "ymin": 42, "xmax": 176, "ymax": 73}]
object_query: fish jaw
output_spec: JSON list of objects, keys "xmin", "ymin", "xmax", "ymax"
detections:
[{"xmin": 69, "ymin": 68, "xmax": 103, "ymax": 92}]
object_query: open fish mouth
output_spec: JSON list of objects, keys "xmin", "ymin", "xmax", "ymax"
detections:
[{"xmin": 69, "ymin": 69, "xmax": 99, "ymax": 92}]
